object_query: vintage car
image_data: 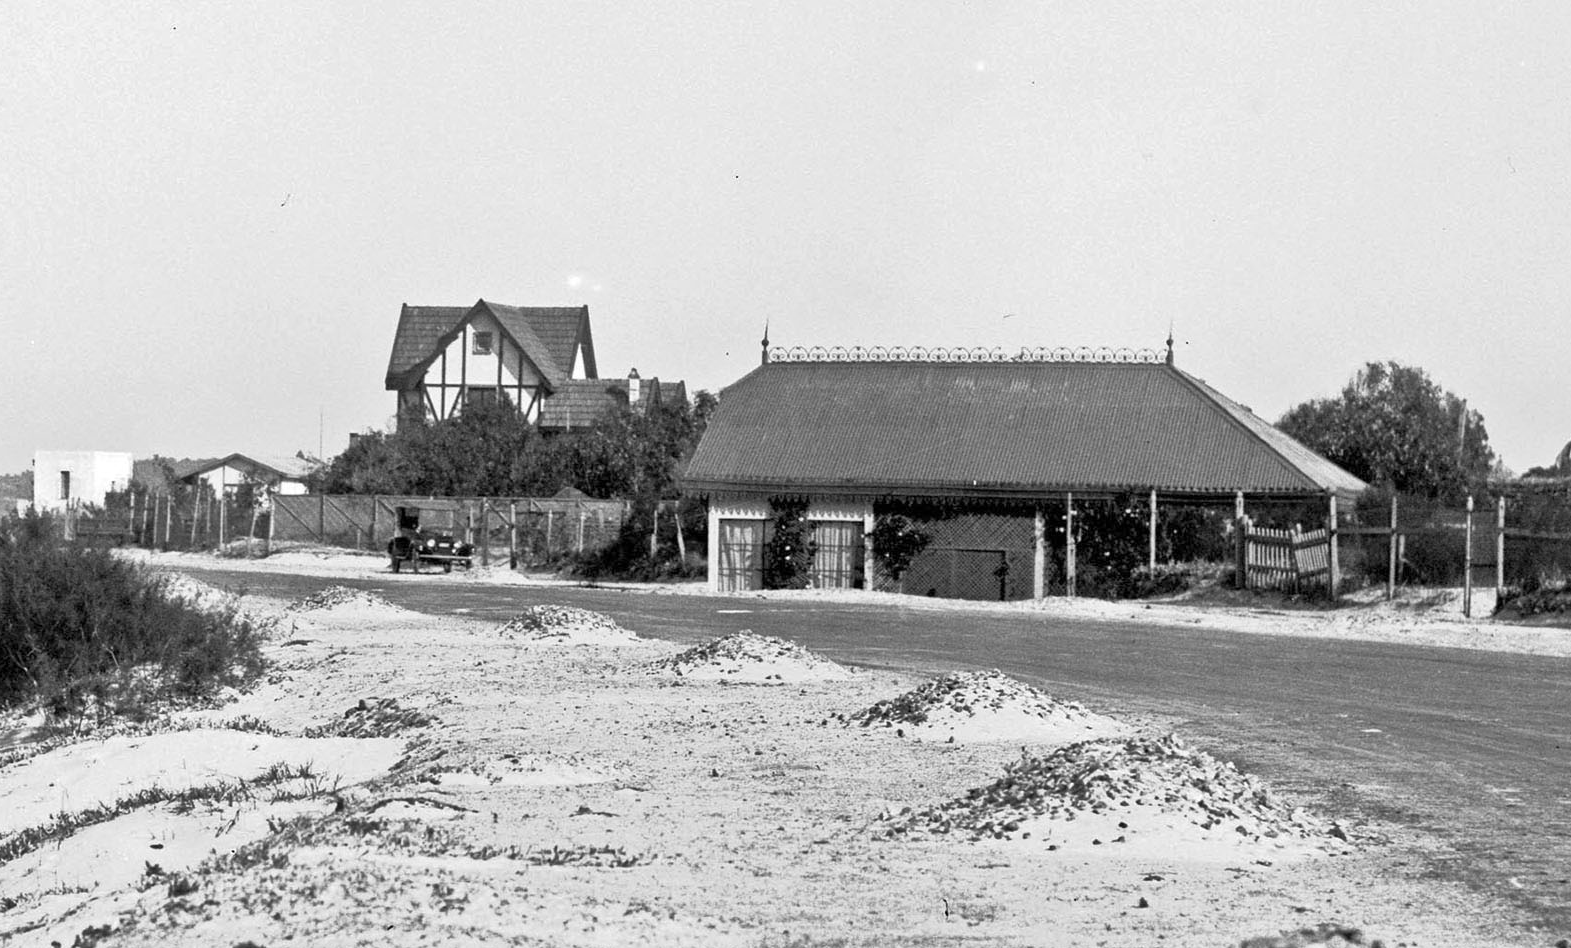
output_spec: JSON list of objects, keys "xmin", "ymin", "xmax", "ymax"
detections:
[{"xmin": 387, "ymin": 506, "xmax": 473, "ymax": 573}]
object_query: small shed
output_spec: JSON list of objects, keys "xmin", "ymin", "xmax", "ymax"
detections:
[{"xmin": 682, "ymin": 347, "xmax": 1366, "ymax": 597}]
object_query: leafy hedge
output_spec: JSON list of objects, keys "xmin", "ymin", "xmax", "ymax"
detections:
[{"xmin": 0, "ymin": 511, "xmax": 263, "ymax": 720}]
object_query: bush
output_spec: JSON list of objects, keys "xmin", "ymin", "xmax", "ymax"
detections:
[{"xmin": 0, "ymin": 510, "xmax": 264, "ymax": 720}]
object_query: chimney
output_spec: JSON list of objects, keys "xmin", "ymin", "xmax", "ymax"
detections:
[{"xmin": 627, "ymin": 368, "xmax": 641, "ymax": 408}]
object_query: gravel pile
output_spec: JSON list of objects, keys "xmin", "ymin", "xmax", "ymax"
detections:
[
  {"xmin": 842, "ymin": 670, "xmax": 1120, "ymax": 742},
  {"xmin": 884, "ymin": 732, "xmax": 1335, "ymax": 844},
  {"xmin": 306, "ymin": 698, "xmax": 435, "ymax": 738},
  {"xmin": 649, "ymin": 631, "xmax": 852, "ymax": 683},
  {"xmin": 497, "ymin": 605, "xmax": 637, "ymax": 643},
  {"xmin": 285, "ymin": 586, "xmax": 397, "ymax": 613}
]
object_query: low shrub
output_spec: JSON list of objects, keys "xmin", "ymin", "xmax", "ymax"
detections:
[{"xmin": 0, "ymin": 510, "xmax": 264, "ymax": 720}]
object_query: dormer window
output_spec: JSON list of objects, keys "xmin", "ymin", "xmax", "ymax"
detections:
[{"xmin": 472, "ymin": 331, "xmax": 494, "ymax": 355}]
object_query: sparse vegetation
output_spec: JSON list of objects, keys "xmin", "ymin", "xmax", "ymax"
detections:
[{"xmin": 0, "ymin": 510, "xmax": 263, "ymax": 720}]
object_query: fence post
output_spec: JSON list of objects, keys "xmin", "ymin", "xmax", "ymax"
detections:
[
  {"xmin": 317, "ymin": 493, "xmax": 325, "ymax": 544},
  {"xmin": 577, "ymin": 503, "xmax": 586, "ymax": 553},
  {"xmin": 219, "ymin": 495, "xmax": 228, "ymax": 550},
  {"xmin": 509, "ymin": 501, "xmax": 518, "ymax": 569},
  {"xmin": 675, "ymin": 502, "xmax": 687, "ymax": 561},
  {"xmin": 1495, "ymin": 495, "xmax": 1506, "ymax": 598},
  {"xmin": 370, "ymin": 497, "xmax": 378, "ymax": 549},
  {"xmin": 1387, "ymin": 494, "xmax": 1398, "ymax": 600},
  {"xmin": 163, "ymin": 492, "xmax": 173, "ymax": 550},
  {"xmin": 248, "ymin": 505, "xmax": 258, "ymax": 558},
  {"xmin": 546, "ymin": 510, "xmax": 554, "ymax": 556},
  {"xmin": 650, "ymin": 502, "xmax": 659, "ymax": 559},
  {"xmin": 1327, "ymin": 493, "xmax": 1340, "ymax": 601},
  {"xmin": 1463, "ymin": 494, "xmax": 1474, "ymax": 618},
  {"xmin": 190, "ymin": 493, "xmax": 201, "ymax": 549},
  {"xmin": 1289, "ymin": 524, "xmax": 1303, "ymax": 595},
  {"xmin": 266, "ymin": 499, "xmax": 276, "ymax": 555},
  {"xmin": 1065, "ymin": 491, "xmax": 1076, "ymax": 598}
]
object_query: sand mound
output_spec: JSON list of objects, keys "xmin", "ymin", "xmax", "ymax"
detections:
[
  {"xmin": 885, "ymin": 733, "xmax": 1342, "ymax": 852},
  {"xmin": 285, "ymin": 585, "xmax": 400, "ymax": 613},
  {"xmin": 497, "ymin": 605, "xmax": 638, "ymax": 644},
  {"xmin": 843, "ymin": 670, "xmax": 1130, "ymax": 743},
  {"xmin": 154, "ymin": 573, "xmax": 243, "ymax": 615},
  {"xmin": 650, "ymin": 631, "xmax": 853, "ymax": 683}
]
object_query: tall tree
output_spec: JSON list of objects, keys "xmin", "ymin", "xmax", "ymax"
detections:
[{"xmin": 1278, "ymin": 361, "xmax": 1493, "ymax": 500}]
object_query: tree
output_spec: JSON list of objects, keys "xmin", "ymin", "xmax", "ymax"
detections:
[{"xmin": 1277, "ymin": 361, "xmax": 1494, "ymax": 501}]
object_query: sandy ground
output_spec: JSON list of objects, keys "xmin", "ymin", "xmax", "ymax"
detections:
[{"xmin": 0, "ymin": 553, "xmax": 1553, "ymax": 946}]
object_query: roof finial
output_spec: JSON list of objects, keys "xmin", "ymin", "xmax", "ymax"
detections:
[
  {"xmin": 1164, "ymin": 320, "xmax": 1175, "ymax": 366},
  {"xmin": 761, "ymin": 320, "xmax": 771, "ymax": 365}
]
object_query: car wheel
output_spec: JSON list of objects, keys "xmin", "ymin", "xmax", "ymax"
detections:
[
  {"xmin": 442, "ymin": 562, "xmax": 452, "ymax": 573},
  {"xmin": 391, "ymin": 556, "xmax": 401, "ymax": 573}
]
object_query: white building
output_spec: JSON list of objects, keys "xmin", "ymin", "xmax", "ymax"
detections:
[{"xmin": 32, "ymin": 450, "xmax": 135, "ymax": 513}]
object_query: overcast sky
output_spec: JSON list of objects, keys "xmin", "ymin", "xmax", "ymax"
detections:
[{"xmin": 5, "ymin": 2, "xmax": 1568, "ymax": 475}]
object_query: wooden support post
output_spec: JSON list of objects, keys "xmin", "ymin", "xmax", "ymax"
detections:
[
  {"xmin": 480, "ymin": 499, "xmax": 490, "ymax": 567},
  {"xmin": 266, "ymin": 498, "xmax": 276, "ymax": 555},
  {"xmin": 1495, "ymin": 494, "xmax": 1506, "ymax": 597},
  {"xmin": 1463, "ymin": 494, "xmax": 1474, "ymax": 618},
  {"xmin": 577, "ymin": 506, "xmax": 586, "ymax": 553},
  {"xmin": 369, "ymin": 497, "xmax": 379, "ymax": 548},
  {"xmin": 190, "ymin": 493, "xmax": 201, "ymax": 549},
  {"xmin": 546, "ymin": 510, "xmax": 554, "ymax": 555},
  {"xmin": 1234, "ymin": 491, "xmax": 1247, "ymax": 590},
  {"xmin": 1327, "ymin": 493, "xmax": 1340, "ymax": 600},
  {"xmin": 1065, "ymin": 492, "xmax": 1076, "ymax": 598},
  {"xmin": 1032, "ymin": 507, "xmax": 1046, "ymax": 599},
  {"xmin": 219, "ymin": 495, "xmax": 228, "ymax": 550},
  {"xmin": 1147, "ymin": 489, "xmax": 1158, "ymax": 573},
  {"xmin": 248, "ymin": 506, "xmax": 259, "ymax": 558},
  {"xmin": 1387, "ymin": 494, "xmax": 1398, "ymax": 601},
  {"xmin": 509, "ymin": 502, "xmax": 518, "ymax": 569},
  {"xmin": 164, "ymin": 493, "xmax": 173, "ymax": 550},
  {"xmin": 317, "ymin": 493, "xmax": 325, "ymax": 545}
]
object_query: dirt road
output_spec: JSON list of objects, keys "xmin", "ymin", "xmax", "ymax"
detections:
[{"xmin": 186, "ymin": 564, "xmax": 1571, "ymax": 937}]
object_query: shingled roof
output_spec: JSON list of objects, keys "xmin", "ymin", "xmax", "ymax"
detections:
[
  {"xmin": 682, "ymin": 361, "xmax": 1366, "ymax": 502},
  {"xmin": 383, "ymin": 300, "xmax": 593, "ymax": 391}
]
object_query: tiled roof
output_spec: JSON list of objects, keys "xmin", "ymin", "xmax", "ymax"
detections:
[
  {"xmin": 538, "ymin": 375, "xmax": 688, "ymax": 430},
  {"xmin": 537, "ymin": 379, "xmax": 630, "ymax": 430},
  {"xmin": 682, "ymin": 361, "xmax": 1367, "ymax": 501},
  {"xmin": 384, "ymin": 301, "xmax": 594, "ymax": 390}
]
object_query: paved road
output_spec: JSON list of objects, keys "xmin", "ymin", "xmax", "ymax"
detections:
[{"xmin": 194, "ymin": 566, "xmax": 1571, "ymax": 936}]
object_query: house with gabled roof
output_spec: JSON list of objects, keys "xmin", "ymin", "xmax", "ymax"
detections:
[
  {"xmin": 385, "ymin": 300, "xmax": 598, "ymax": 428},
  {"xmin": 174, "ymin": 453, "xmax": 319, "ymax": 497},
  {"xmin": 682, "ymin": 342, "xmax": 1365, "ymax": 598},
  {"xmin": 538, "ymin": 370, "xmax": 690, "ymax": 433}
]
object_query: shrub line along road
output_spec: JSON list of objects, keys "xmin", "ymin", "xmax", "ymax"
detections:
[{"xmin": 189, "ymin": 565, "xmax": 1571, "ymax": 938}]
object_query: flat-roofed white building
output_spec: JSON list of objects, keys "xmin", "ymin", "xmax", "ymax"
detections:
[{"xmin": 32, "ymin": 450, "xmax": 135, "ymax": 513}]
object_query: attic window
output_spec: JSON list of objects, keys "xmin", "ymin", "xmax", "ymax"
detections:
[{"xmin": 472, "ymin": 331, "xmax": 494, "ymax": 355}]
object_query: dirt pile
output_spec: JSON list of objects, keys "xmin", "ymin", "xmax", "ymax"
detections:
[
  {"xmin": 1237, "ymin": 923, "xmax": 1386, "ymax": 947},
  {"xmin": 884, "ymin": 732, "xmax": 1338, "ymax": 848},
  {"xmin": 284, "ymin": 585, "xmax": 398, "ymax": 613},
  {"xmin": 843, "ymin": 670, "xmax": 1129, "ymax": 743},
  {"xmin": 649, "ymin": 631, "xmax": 853, "ymax": 683},
  {"xmin": 497, "ymin": 605, "xmax": 638, "ymax": 644}
]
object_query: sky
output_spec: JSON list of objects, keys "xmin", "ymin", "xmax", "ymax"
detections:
[{"xmin": 4, "ymin": 2, "xmax": 1569, "ymax": 475}]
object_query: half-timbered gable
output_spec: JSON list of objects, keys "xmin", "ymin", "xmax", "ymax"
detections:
[{"xmin": 385, "ymin": 300, "xmax": 596, "ymax": 429}]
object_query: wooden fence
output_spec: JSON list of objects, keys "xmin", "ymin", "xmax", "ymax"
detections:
[{"xmin": 1239, "ymin": 520, "xmax": 1333, "ymax": 594}]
